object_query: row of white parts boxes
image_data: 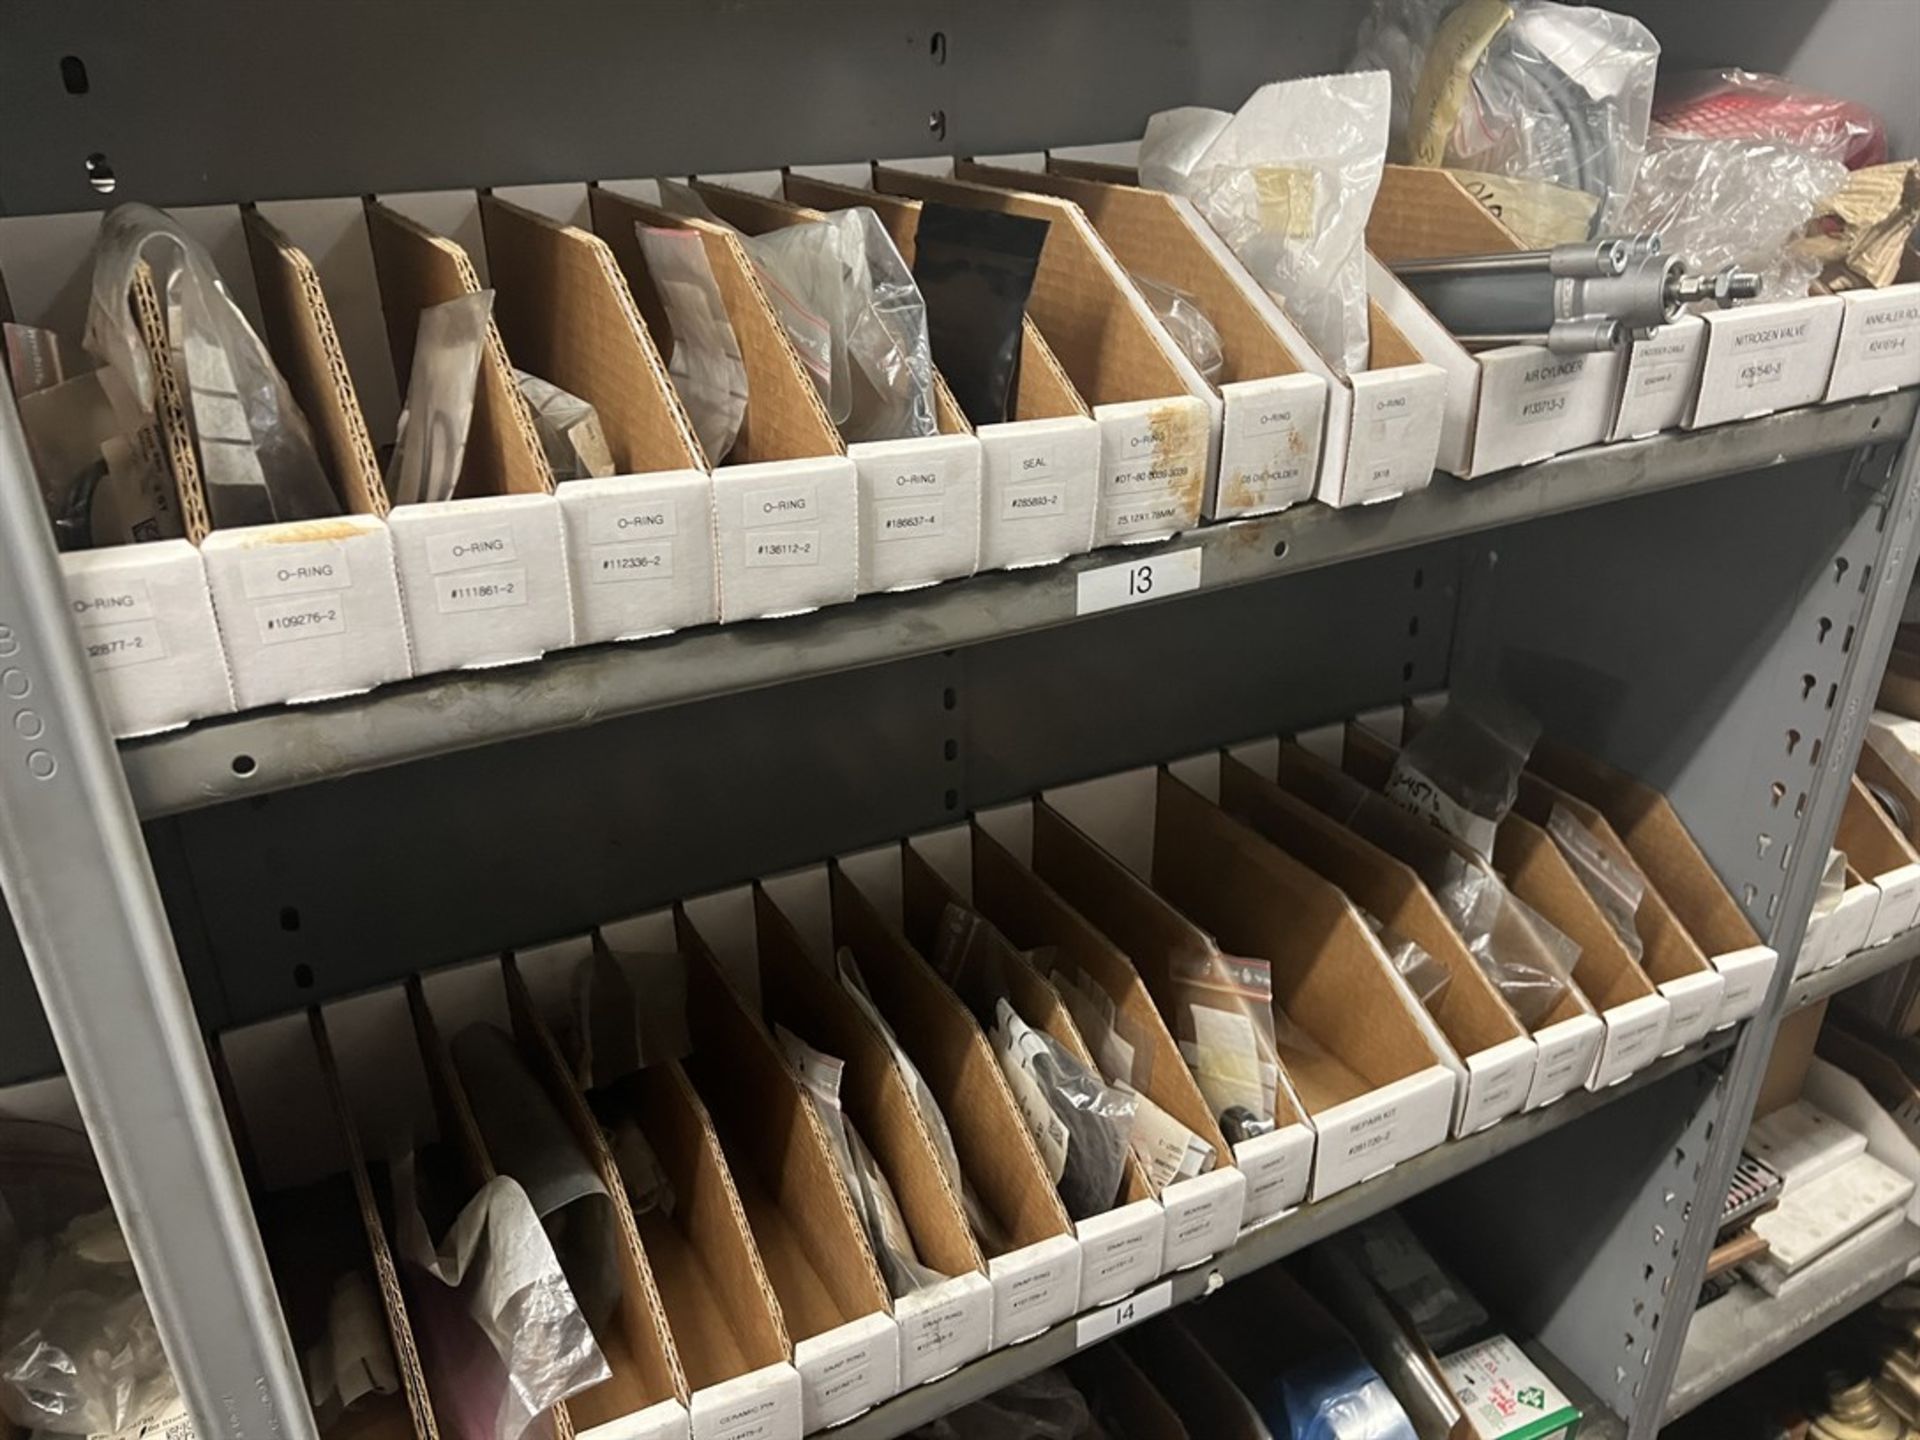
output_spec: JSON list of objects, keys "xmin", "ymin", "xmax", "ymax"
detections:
[
  {"xmin": 7, "ymin": 163, "xmax": 1917, "ymax": 741},
  {"xmin": 214, "ymin": 720, "xmax": 1778, "ymax": 1439}
]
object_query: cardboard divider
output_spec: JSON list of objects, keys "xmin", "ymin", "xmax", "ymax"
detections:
[
  {"xmin": 1510, "ymin": 767, "xmax": 1726, "ymax": 1053},
  {"xmin": 1528, "ymin": 739, "xmax": 1780, "ymax": 1030},
  {"xmin": 1686, "ymin": 295, "xmax": 1846, "ymax": 430},
  {"xmin": 839, "ymin": 840, "xmax": 1192, "ymax": 1307},
  {"xmin": 783, "ymin": 169, "xmax": 1102, "ymax": 572},
  {"xmin": 687, "ymin": 178, "xmax": 983, "ymax": 595},
  {"xmin": 976, "ymin": 796, "xmax": 1316, "ymax": 1223},
  {"xmin": 475, "ymin": 192, "xmax": 718, "ymax": 644},
  {"xmin": 681, "ymin": 876, "xmax": 994, "ymax": 1391},
  {"xmin": 905, "ymin": 822, "xmax": 1250, "ymax": 1252},
  {"xmin": 511, "ymin": 922, "xmax": 807, "ymax": 1440},
  {"xmin": 588, "ymin": 182, "xmax": 859, "ymax": 622},
  {"xmin": 1218, "ymin": 746, "xmax": 1536, "ymax": 1135},
  {"xmin": 671, "ymin": 905, "xmax": 900, "ymax": 1429},
  {"xmin": 871, "ymin": 164, "xmax": 1212, "ymax": 547},
  {"xmin": 1122, "ymin": 1317, "xmax": 1270, "ymax": 1440},
  {"xmin": 1839, "ymin": 774, "xmax": 1920, "ymax": 947},
  {"xmin": 1826, "ymin": 282, "xmax": 1920, "ymax": 403},
  {"xmin": 814, "ymin": 860, "xmax": 1083, "ymax": 1346},
  {"xmin": 954, "ymin": 159, "xmax": 1328, "ymax": 520},
  {"xmin": 1273, "ymin": 734, "xmax": 1604, "ymax": 1110},
  {"xmin": 1365, "ymin": 166, "xmax": 1626, "ymax": 477},
  {"xmin": 361, "ymin": 197, "xmax": 572, "ymax": 671},
  {"xmin": 1042, "ymin": 763, "xmax": 1453, "ymax": 1201},
  {"xmin": 1065, "ymin": 1344, "xmax": 1192, "ymax": 1440},
  {"xmin": 411, "ymin": 958, "xmax": 690, "ymax": 1440}
]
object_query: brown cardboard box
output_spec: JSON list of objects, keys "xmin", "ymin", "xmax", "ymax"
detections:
[
  {"xmin": 1218, "ymin": 745, "xmax": 1536, "ymax": 1134},
  {"xmin": 870, "ymin": 162, "xmax": 1212, "ymax": 547},
  {"xmin": 1759, "ymin": 999, "xmax": 1831, "ymax": 1117},
  {"xmin": 1839, "ymin": 776, "xmax": 1920, "ymax": 945},
  {"xmin": 587, "ymin": 182, "xmax": 859, "ymax": 622}
]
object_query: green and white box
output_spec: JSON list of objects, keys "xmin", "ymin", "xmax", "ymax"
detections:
[{"xmin": 1442, "ymin": 1336, "xmax": 1582, "ymax": 1440}]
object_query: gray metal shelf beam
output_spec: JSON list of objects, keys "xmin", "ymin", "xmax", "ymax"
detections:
[{"xmin": 1787, "ymin": 926, "xmax": 1920, "ymax": 1012}]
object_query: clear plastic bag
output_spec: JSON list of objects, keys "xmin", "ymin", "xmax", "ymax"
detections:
[
  {"xmin": 1619, "ymin": 133, "xmax": 1846, "ymax": 301},
  {"xmin": 1812, "ymin": 848, "xmax": 1848, "ymax": 924},
  {"xmin": 84, "ymin": 203, "xmax": 339, "ymax": 530},
  {"xmin": 1141, "ymin": 72, "xmax": 1390, "ymax": 377},
  {"xmin": 908, "ymin": 1368, "xmax": 1097, "ymax": 1440},
  {"xmin": 1386, "ymin": 698, "xmax": 1538, "ymax": 860},
  {"xmin": 1360, "ymin": 910, "xmax": 1454, "ymax": 1012},
  {"xmin": 1279, "ymin": 1348, "xmax": 1419, "ymax": 1440},
  {"xmin": 1653, "ymin": 69, "xmax": 1888, "ymax": 170},
  {"xmin": 1130, "ymin": 272, "xmax": 1226, "ymax": 385},
  {"xmin": 1546, "ymin": 804, "xmax": 1645, "ymax": 964},
  {"xmin": 386, "ymin": 290, "xmax": 494, "ymax": 507},
  {"xmin": 636, "ymin": 225, "xmax": 750, "ymax": 464},
  {"xmin": 1170, "ymin": 952, "xmax": 1282, "ymax": 1142},
  {"xmin": 1122, "ymin": 1088, "xmax": 1217, "ymax": 1190},
  {"xmin": 515, "ymin": 370, "xmax": 614, "ymax": 482},
  {"xmin": 1434, "ymin": 860, "xmax": 1575, "ymax": 1028},
  {"xmin": 1352, "ymin": 0, "xmax": 1659, "ymax": 237},
  {"xmin": 991, "ymin": 999, "xmax": 1137, "ymax": 1220}
]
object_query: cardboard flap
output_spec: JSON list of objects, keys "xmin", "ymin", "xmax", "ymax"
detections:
[
  {"xmin": 1219, "ymin": 752, "xmax": 1526, "ymax": 1057},
  {"xmin": 1367, "ymin": 166, "xmax": 1525, "ymax": 263},
  {"xmin": 127, "ymin": 263, "xmax": 211, "ymax": 543},
  {"xmin": 1493, "ymin": 817, "xmax": 1657, "ymax": 1010},
  {"xmin": 586, "ymin": 187, "xmax": 846, "ymax": 465},
  {"xmin": 750, "ymin": 884, "xmax": 987, "ymax": 1278},
  {"xmin": 672, "ymin": 914, "xmax": 891, "ymax": 1340},
  {"xmin": 873, "ymin": 167, "xmax": 1190, "ymax": 408},
  {"xmin": 403, "ymin": 977, "xmax": 497, "ymax": 1189},
  {"xmin": 1124, "ymin": 1320, "xmax": 1269, "ymax": 1440},
  {"xmin": 1842, "ymin": 774, "xmax": 1920, "ymax": 879},
  {"xmin": 242, "ymin": 209, "xmax": 388, "ymax": 518},
  {"xmin": 362, "ymin": 201, "xmax": 554, "ymax": 499},
  {"xmin": 826, "ymin": 866, "xmax": 1073, "ymax": 1251},
  {"xmin": 478, "ymin": 195, "xmax": 703, "ymax": 475}
]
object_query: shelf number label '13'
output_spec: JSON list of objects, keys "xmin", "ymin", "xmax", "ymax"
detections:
[
  {"xmin": 1074, "ymin": 1279, "xmax": 1174, "ymax": 1348},
  {"xmin": 1075, "ymin": 548, "xmax": 1202, "ymax": 616}
]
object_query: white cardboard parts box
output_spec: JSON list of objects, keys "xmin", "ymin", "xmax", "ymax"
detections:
[
  {"xmin": 1840, "ymin": 774, "xmax": 1920, "ymax": 948},
  {"xmin": 1826, "ymin": 282, "xmax": 1920, "ymax": 402},
  {"xmin": 594, "ymin": 180, "xmax": 860, "ymax": 621},
  {"xmin": 1687, "ymin": 295, "xmax": 1846, "ymax": 429},
  {"xmin": 1610, "ymin": 316, "xmax": 1709, "ymax": 441},
  {"xmin": 1366, "ymin": 167, "xmax": 1625, "ymax": 478}
]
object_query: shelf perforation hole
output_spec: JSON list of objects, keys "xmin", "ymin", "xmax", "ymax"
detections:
[
  {"xmin": 1756, "ymin": 833, "xmax": 1772, "ymax": 858},
  {"xmin": 1809, "ymin": 737, "xmax": 1824, "ymax": 768},
  {"xmin": 1861, "ymin": 564, "xmax": 1875, "ymax": 595},
  {"xmin": 1786, "ymin": 728, "xmax": 1802, "ymax": 756},
  {"xmin": 60, "ymin": 55, "xmax": 89, "ymax": 94},
  {"xmin": 1770, "ymin": 781, "xmax": 1786, "ymax": 808},
  {"xmin": 1844, "ymin": 623, "xmax": 1857, "ymax": 653},
  {"xmin": 1781, "ymin": 840, "xmax": 1795, "ymax": 873},
  {"xmin": 84, "ymin": 152, "xmax": 114, "ymax": 193},
  {"xmin": 1835, "ymin": 556, "xmax": 1851, "ymax": 584},
  {"xmin": 231, "ymin": 753, "xmax": 257, "ymax": 777},
  {"xmin": 1801, "ymin": 672, "xmax": 1817, "ymax": 701},
  {"xmin": 293, "ymin": 963, "xmax": 314, "ymax": 990},
  {"xmin": 1827, "ymin": 681, "xmax": 1840, "ymax": 711},
  {"xmin": 1818, "ymin": 616, "xmax": 1833, "ymax": 644},
  {"xmin": 1795, "ymin": 791, "xmax": 1808, "ymax": 819},
  {"xmin": 279, "ymin": 907, "xmax": 300, "ymax": 933}
]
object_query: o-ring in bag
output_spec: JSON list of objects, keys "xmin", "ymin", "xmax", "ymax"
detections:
[
  {"xmin": 636, "ymin": 225, "xmax": 751, "ymax": 464},
  {"xmin": 990, "ymin": 999, "xmax": 1138, "ymax": 1222},
  {"xmin": 1360, "ymin": 908, "xmax": 1454, "ymax": 1012},
  {"xmin": 1129, "ymin": 273, "xmax": 1226, "ymax": 385},
  {"xmin": 1433, "ymin": 859, "xmax": 1576, "ymax": 1029},
  {"xmin": 1546, "ymin": 803, "xmax": 1645, "ymax": 964},
  {"xmin": 387, "ymin": 290, "xmax": 494, "ymax": 507}
]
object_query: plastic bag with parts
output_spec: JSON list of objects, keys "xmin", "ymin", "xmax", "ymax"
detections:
[
  {"xmin": 991, "ymin": 999, "xmax": 1137, "ymax": 1221},
  {"xmin": 1131, "ymin": 272, "xmax": 1226, "ymax": 385},
  {"xmin": 1141, "ymin": 71, "xmax": 1389, "ymax": 377},
  {"xmin": 386, "ymin": 290, "xmax": 494, "ymax": 507},
  {"xmin": 637, "ymin": 225, "xmax": 751, "ymax": 464},
  {"xmin": 1546, "ymin": 803, "xmax": 1645, "ymax": 964},
  {"xmin": 1386, "ymin": 697, "xmax": 1539, "ymax": 861},
  {"xmin": 1433, "ymin": 860, "xmax": 1575, "ymax": 1028},
  {"xmin": 1361, "ymin": 910, "xmax": 1454, "ymax": 1012}
]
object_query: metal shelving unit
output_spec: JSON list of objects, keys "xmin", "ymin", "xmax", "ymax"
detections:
[
  {"xmin": 1, "ymin": 5, "xmax": 1917, "ymax": 1440},
  {"xmin": 1787, "ymin": 926, "xmax": 1920, "ymax": 1013}
]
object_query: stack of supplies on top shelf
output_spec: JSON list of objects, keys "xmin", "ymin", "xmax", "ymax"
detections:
[{"xmin": 1743, "ymin": 1097, "xmax": 1913, "ymax": 1296}]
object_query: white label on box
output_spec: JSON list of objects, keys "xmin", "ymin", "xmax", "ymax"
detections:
[
  {"xmin": 241, "ymin": 544, "xmax": 352, "ymax": 599},
  {"xmin": 873, "ymin": 497, "xmax": 945, "ymax": 542},
  {"xmin": 1590, "ymin": 996, "xmax": 1670, "ymax": 1088},
  {"xmin": 1218, "ymin": 376, "xmax": 1321, "ymax": 513},
  {"xmin": 1001, "ymin": 481, "xmax": 1067, "ymax": 520},
  {"xmin": 1510, "ymin": 355, "xmax": 1592, "ymax": 427},
  {"xmin": 1009, "ymin": 438, "xmax": 1061, "ymax": 484},
  {"xmin": 1160, "ymin": 1167, "xmax": 1246, "ymax": 1269},
  {"xmin": 1073, "ymin": 1279, "xmax": 1172, "ymax": 1349},
  {"xmin": 71, "ymin": 578, "xmax": 157, "ymax": 625},
  {"xmin": 1076, "ymin": 1202, "xmax": 1164, "ymax": 1306},
  {"xmin": 253, "ymin": 592, "xmax": 347, "ymax": 644},
  {"xmin": 427, "ymin": 524, "xmax": 518, "ymax": 575},
  {"xmin": 794, "ymin": 1315, "xmax": 896, "ymax": 1430},
  {"xmin": 1456, "ymin": 1040, "xmax": 1535, "ymax": 1135},
  {"xmin": 1613, "ymin": 321, "xmax": 1706, "ymax": 439},
  {"xmin": 884, "ymin": 463, "xmax": 949, "ymax": 497},
  {"xmin": 1828, "ymin": 286, "xmax": 1920, "ymax": 399},
  {"xmin": 1108, "ymin": 494, "xmax": 1193, "ymax": 537},
  {"xmin": 1075, "ymin": 548, "xmax": 1202, "ymax": 615},
  {"xmin": 1659, "ymin": 972, "xmax": 1724, "ymax": 1053},
  {"xmin": 894, "ymin": 1274, "xmax": 991, "ymax": 1389},
  {"xmin": 689, "ymin": 1364, "xmax": 803, "ymax": 1440},
  {"xmin": 82, "ymin": 618, "xmax": 168, "ymax": 670},
  {"xmin": 988, "ymin": 1235, "xmax": 1081, "ymax": 1347},
  {"xmin": 590, "ymin": 540, "xmax": 675, "ymax": 584},
  {"xmin": 745, "ymin": 530, "xmax": 821, "ymax": 568},
  {"xmin": 1234, "ymin": 1124, "xmax": 1313, "ymax": 1226},
  {"xmin": 1694, "ymin": 299, "xmax": 1844, "ymax": 425},
  {"xmin": 1105, "ymin": 414, "xmax": 1198, "ymax": 496},
  {"xmin": 744, "ymin": 482, "xmax": 818, "ymax": 526},
  {"xmin": 590, "ymin": 499, "xmax": 677, "ymax": 543},
  {"xmin": 1342, "ymin": 365, "xmax": 1445, "ymax": 504},
  {"xmin": 436, "ymin": 566, "xmax": 529, "ymax": 613},
  {"xmin": 1527, "ymin": 1016, "xmax": 1603, "ymax": 1108},
  {"xmin": 1713, "ymin": 945, "xmax": 1778, "ymax": 1027}
]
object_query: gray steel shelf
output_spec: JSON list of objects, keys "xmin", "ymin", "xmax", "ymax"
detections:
[
  {"xmin": 1788, "ymin": 925, "xmax": 1920, "ymax": 1012},
  {"xmin": 824, "ymin": 1034, "xmax": 1731, "ymax": 1440},
  {"xmin": 120, "ymin": 394, "xmax": 1916, "ymax": 819},
  {"xmin": 1666, "ymin": 1219, "xmax": 1920, "ymax": 1424}
]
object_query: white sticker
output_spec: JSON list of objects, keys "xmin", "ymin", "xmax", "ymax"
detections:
[
  {"xmin": 1730, "ymin": 319, "xmax": 1815, "ymax": 394},
  {"xmin": 1108, "ymin": 496, "xmax": 1190, "ymax": 536},
  {"xmin": 1073, "ymin": 1279, "xmax": 1172, "ymax": 1348},
  {"xmin": 745, "ymin": 529, "xmax": 821, "ymax": 568},
  {"xmin": 590, "ymin": 540, "xmax": 675, "ymax": 584},
  {"xmin": 427, "ymin": 525, "xmax": 518, "ymax": 576},
  {"xmin": 1001, "ymin": 482, "xmax": 1066, "ymax": 520},
  {"xmin": 874, "ymin": 498, "xmax": 945, "ymax": 542},
  {"xmin": 70, "ymin": 579, "xmax": 156, "ymax": 626},
  {"xmin": 744, "ymin": 483, "xmax": 818, "ymax": 527},
  {"xmin": 1629, "ymin": 338, "xmax": 1696, "ymax": 398},
  {"xmin": 1075, "ymin": 548, "xmax": 1202, "ymax": 615},
  {"xmin": 241, "ymin": 545, "xmax": 352, "ymax": 599},
  {"xmin": 590, "ymin": 501, "xmax": 677, "ymax": 544},
  {"xmin": 82, "ymin": 619, "xmax": 168, "ymax": 670},
  {"xmin": 1511, "ymin": 356, "xmax": 1588, "ymax": 427},
  {"xmin": 254, "ymin": 592, "xmax": 347, "ymax": 644},
  {"xmin": 1106, "ymin": 417, "xmax": 1195, "ymax": 494},
  {"xmin": 1009, "ymin": 439, "xmax": 1060, "ymax": 482},
  {"xmin": 436, "ymin": 567, "xmax": 529, "ymax": 613},
  {"xmin": 886, "ymin": 465, "xmax": 948, "ymax": 497}
]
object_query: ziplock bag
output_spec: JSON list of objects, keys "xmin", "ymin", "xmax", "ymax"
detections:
[
  {"xmin": 1546, "ymin": 803, "xmax": 1645, "ymax": 964},
  {"xmin": 991, "ymin": 999, "xmax": 1137, "ymax": 1221},
  {"xmin": 1361, "ymin": 910, "xmax": 1453, "ymax": 1012},
  {"xmin": 449, "ymin": 1024, "xmax": 622, "ymax": 1334},
  {"xmin": 1386, "ymin": 698, "xmax": 1539, "ymax": 860},
  {"xmin": 1432, "ymin": 861, "xmax": 1574, "ymax": 1028},
  {"xmin": 1169, "ymin": 952, "xmax": 1283, "ymax": 1143},
  {"xmin": 569, "ymin": 933, "xmax": 694, "ymax": 1091},
  {"xmin": 1277, "ymin": 1347, "xmax": 1418, "ymax": 1440},
  {"xmin": 1654, "ymin": 69, "xmax": 1887, "ymax": 170},
  {"xmin": 515, "ymin": 369, "xmax": 615, "ymax": 482},
  {"xmin": 911, "ymin": 201, "xmax": 1049, "ymax": 426},
  {"xmin": 392, "ymin": 1153, "xmax": 609, "ymax": 1440},
  {"xmin": 386, "ymin": 290, "xmax": 495, "ymax": 507},
  {"xmin": 1140, "ymin": 71, "xmax": 1389, "ymax": 377},
  {"xmin": 775, "ymin": 1024, "xmax": 948, "ymax": 1297},
  {"xmin": 1353, "ymin": 0, "xmax": 1659, "ymax": 237},
  {"xmin": 636, "ymin": 225, "xmax": 751, "ymax": 464},
  {"xmin": 1131, "ymin": 272, "xmax": 1226, "ymax": 385},
  {"xmin": 909, "ymin": 1367, "xmax": 1098, "ymax": 1440},
  {"xmin": 84, "ymin": 202, "xmax": 339, "ymax": 529}
]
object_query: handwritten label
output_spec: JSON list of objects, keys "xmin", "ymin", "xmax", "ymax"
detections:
[
  {"xmin": 1076, "ymin": 548, "xmax": 1201, "ymax": 615},
  {"xmin": 1074, "ymin": 1280, "xmax": 1173, "ymax": 1348}
]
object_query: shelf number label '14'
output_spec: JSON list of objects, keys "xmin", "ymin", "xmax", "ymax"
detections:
[
  {"xmin": 1074, "ymin": 1279, "xmax": 1174, "ymax": 1348},
  {"xmin": 1075, "ymin": 548, "xmax": 1202, "ymax": 616}
]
